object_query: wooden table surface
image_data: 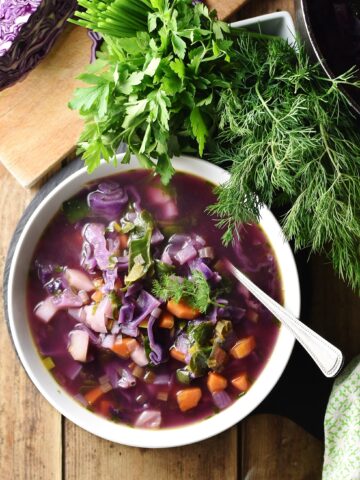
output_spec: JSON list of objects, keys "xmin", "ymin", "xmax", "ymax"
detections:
[{"xmin": 1, "ymin": 1, "xmax": 359, "ymax": 479}]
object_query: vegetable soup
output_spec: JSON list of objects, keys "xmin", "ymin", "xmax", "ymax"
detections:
[{"xmin": 27, "ymin": 170, "xmax": 281, "ymax": 428}]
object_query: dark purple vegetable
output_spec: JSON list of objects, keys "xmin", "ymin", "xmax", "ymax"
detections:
[
  {"xmin": 126, "ymin": 185, "xmax": 142, "ymax": 212},
  {"xmin": 212, "ymin": 390, "xmax": 232, "ymax": 410},
  {"xmin": 119, "ymin": 303, "xmax": 135, "ymax": 324},
  {"xmin": 83, "ymin": 223, "xmax": 111, "ymax": 270},
  {"xmin": 132, "ymin": 290, "xmax": 160, "ymax": 326},
  {"xmin": 88, "ymin": 182, "xmax": 128, "ymax": 218},
  {"xmin": 0, "ymin": 0, "xmax": 77, "ymax": 90},
  {"xmin": 147, "ymin": 310, "xmax": 166, "ymax": 365},
  {"xmin": 103, "ymin": 268, "xmax": 118, "ymax": 293},
  {"xmin": 190, "ymin": 258, "xmax": 215, "ymax": 281}
]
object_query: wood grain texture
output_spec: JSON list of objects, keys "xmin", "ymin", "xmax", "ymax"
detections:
[
  {"xmin": 64, "ymin": 423, "xmax": 237, "ymax": 480},
  {"xmin": 0, "ymin": 164, "xmax": 62, "ymax": 480},
  {"xmin": 207, "ymin": 0, "xmax": 249, "ymax": 19},
  {"xmin": 236, "ymin": 0, "xmax": 296, "ymax": 20},
  {"xmin": 241, "ymin": 415, "xmax": 323, "ymax": 479},
  {"xmin": 0, "ymin": 26, "xmax": 90, "ymax": 188}
]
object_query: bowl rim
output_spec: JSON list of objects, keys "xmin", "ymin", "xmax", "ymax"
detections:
[
  {"xmin": 6, "ymin": 154, "xmax": 300, "ymax": 448},
  {"xmin": 298, "ymin": 0, "xmax": 360, "ymax": 115}
]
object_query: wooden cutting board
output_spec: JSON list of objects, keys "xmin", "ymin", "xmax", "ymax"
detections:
[{"xmin": 0, "ymin": 0, "xmax": 248, "ymax": 188}]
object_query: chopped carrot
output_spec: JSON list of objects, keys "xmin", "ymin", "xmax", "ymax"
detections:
[
  {"xmin": 230, "ymin": 336, "xmax": 256, "ymax": 359},
  {"xmin": 119, "ymin": 233, "xmax": 128, "ymax": 250},
  {"xmin": 167, "ymin": 299, "xmax": 200, "ymax": 320},
  {"xmin": 91, "ymin": 290, "xmax": 103, "ymax": 303},
  {"xmin": 99, "ymin": 399, "xmax": 112, "ymax": 416},
  {"xmin": 159, "ymin": 311, "xmax": 174, "ymax": 329},
  {"xmin": 207, "ymin": 372, "xmax": 228, "ymax": 393},
  {"xmin": 170, "ymin": 348, "xmax": 186, "ymax": 363},
  {"xmin": 246, "ymin": 309, "xmax": 259, "ymax": 323},
  {"xmin": 176, "ymin": 387, "xmax": 202, "ymax": 412},
  {"xmin": 231, "ymin": 372, "xmax": 251, "ymax": 392},
  {"xmin": 84, "ymin": 386, "xmax": 104, "ymax": 405},
  {"xmin": 112, "ymin": 337, "xmax": 139, "ymax": 358}
]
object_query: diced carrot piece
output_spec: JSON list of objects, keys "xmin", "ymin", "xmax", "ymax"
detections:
[
  {"xmin": 170, "ymin": 348, "xmax": 186, "ymax": 363},
  {"xmin": 112, "ymin": 337, "xmax": 139, "ymax": 358},
  {"xmin": 84, "ymin": 386, "xmax": 104, "ymax": 405},
  {"xmin": 246, "ymin": 309, "xmax": 259, "ymax": 323},
  {"xmin": 167, "ymin": 299, "xmax": 200, "ymax": 320},
  {"xmin": 207, "ymin": 372, "xmax": 228, "ymax": 393},
  {"xmin": 119, "ymin": 234, "xmax": 128, "ymax": 250},
  {"xmin": 230, "ymin": 336, "xmax": 256, "ymax": 359},
  {"xmin": 91, "ymin": 290, "xmax": 103, "ymax": 303},
  {"xmin": 231, "ymin": 372, "xmax": 251, "ymax": 392},
  {"xmin": 176, "ymin": 387, "xmax": 202, "ymax": 412},
  {"xmin": 99, "ymin": 399, "xmax": 112, "ymax": 416},
  {"xmin": 159, "ymin": 311, "xmax": 174, "ymax": 329}
]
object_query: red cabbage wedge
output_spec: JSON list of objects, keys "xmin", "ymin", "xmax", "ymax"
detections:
[{"xmin": 0, "ymin": 0, "xmax": 77, "ymax": 90}]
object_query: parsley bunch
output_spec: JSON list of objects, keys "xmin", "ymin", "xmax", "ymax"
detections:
[{"xmin": 70, "ymin": 0, "xmax": 231, "ymax": 183}]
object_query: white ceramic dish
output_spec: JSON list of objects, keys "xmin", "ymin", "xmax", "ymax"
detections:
[{"xmin": 7, "ymin": 154, "xmax": 300, "ymax": 448}]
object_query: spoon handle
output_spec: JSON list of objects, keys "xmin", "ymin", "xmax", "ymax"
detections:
[{"xmin": 224, "ymin": 260, "xmax": 343, "ymax": 378}]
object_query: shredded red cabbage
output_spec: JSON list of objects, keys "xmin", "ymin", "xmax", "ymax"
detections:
[
  {"xmin": 87, "ymin": 182, "xmax": 128, "ymax": 218},
  {"xmin": 147, "ymin": 310, "xmax": 166, "ymax": 365},
  {"xmin": 212, "ymin": 390, "xmax": 232, "ymax": 410},
  {"xmin": 83, "ymin": 223, "xmax": 111, "ymax": 270},
  {"xmin": 0, "ymin": 0, "xmax": 77, "ymax": 89}
]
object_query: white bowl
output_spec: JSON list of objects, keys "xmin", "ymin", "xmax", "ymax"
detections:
[{"xmin": 6, "ymin": 154, "xmax": 300, "ymax": 448}]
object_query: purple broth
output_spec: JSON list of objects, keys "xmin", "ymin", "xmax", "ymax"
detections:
[{"xmin": 27, "ymin": 170, "xmax": 282, "ymax": 428}]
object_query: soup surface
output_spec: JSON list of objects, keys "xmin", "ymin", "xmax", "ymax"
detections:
[{"xmin": 27, "ymin": 170, "xmax": 281, "ymax": 428}]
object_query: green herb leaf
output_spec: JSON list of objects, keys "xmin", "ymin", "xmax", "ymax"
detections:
[
  {"xmin": 62, "ymin": 197, "xmax": 90, "ymax": 223},
  {"xmin": 125, "ymin": 210, "xmax": 154, "ymax": 285},
  {"xmin": 152, "ymin": 270, "xmax": 212, "ymax": 313},
  {"xmin": 190, "ymin": 107, "xmax": 208, "ymax": 156}
]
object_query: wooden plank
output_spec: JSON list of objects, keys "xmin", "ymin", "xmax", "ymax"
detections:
[
  {"xmin": 236, "ymin": 0, "xmax": 295, "ymax": 20},
  {"xmin": 240, "ymin": 415, "xmax": 323, "ymax": 479},
  {"xmin": 64, "ymin": 423, "xmax": 237, "ymax": 480},
  {"xmin": 0, "ymin": 164, "xmax": 62, "ymax": 480},
  {"xmin": 207, "ymin": 0, "xmax": 249, "ymax": 19},
  {"xmin": 0, "ymin": 26, "xmax": 90, "ymax": 188}
]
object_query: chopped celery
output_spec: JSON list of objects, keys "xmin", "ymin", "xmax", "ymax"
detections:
[
  {"xmin": 176, "ymin": 368, "xmax": 191, "ymax": 384},
  {"xmin": 188, "ymin": 321, "xmax": 214, "ymax": 346},
  {"xmin": 189, "ymin": 350, "xmax": 208, "ymax": 377},
  {"xmin": 42, "ymin": 356, "xmax": 55, "ymax": 370}
]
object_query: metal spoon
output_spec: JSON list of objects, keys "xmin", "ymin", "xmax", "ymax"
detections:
[{"xmin": 224, "ymin": 259, "xmax": 344, "ymax": 378}]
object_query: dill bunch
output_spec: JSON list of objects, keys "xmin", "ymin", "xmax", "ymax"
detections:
[
  {"xmin": 152, "ymin": 271, "xmax": 211, "ymax": 312},
  {"xmin": 208, "ymin": 33, "xmax": 360, "ymax": 292}
]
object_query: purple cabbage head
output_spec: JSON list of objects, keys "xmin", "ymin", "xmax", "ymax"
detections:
[{"xmin": 0, "ymin": 0, "xmax": 77, "ymax": 90}]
